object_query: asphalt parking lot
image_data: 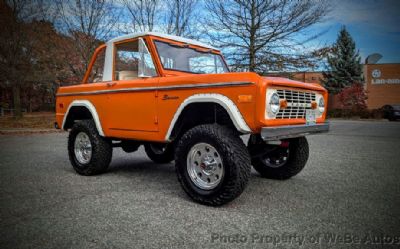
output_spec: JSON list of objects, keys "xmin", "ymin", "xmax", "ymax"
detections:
[{"xmin": 1, "ymin": 120, "xmax": 400, "ymax": 249}]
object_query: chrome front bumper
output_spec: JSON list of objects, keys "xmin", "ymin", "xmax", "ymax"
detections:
[{"xmin": 261, "ymin": 122, "xmax": 329, "ymax": 141}]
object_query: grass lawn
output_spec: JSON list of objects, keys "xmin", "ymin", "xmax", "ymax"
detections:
[{"xmin": 0, "ymin": 112, "xmax": 55, "ymax": 129}]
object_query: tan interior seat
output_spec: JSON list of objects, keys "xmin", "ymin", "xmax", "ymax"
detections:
[{"xmin": 118, "ymin": 71, "xmax": 138, "ymax": 80}]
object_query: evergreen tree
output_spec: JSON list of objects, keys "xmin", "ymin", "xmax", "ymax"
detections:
[{"xmin": 322, "ymin": 26, "xmax": 363, "ymax": 93}]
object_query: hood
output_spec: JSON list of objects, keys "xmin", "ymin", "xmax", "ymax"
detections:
[{"xmin": 262, "ymin": 77, "xmax": 327, "ymax": 92}]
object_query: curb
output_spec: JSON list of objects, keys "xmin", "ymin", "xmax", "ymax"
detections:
[{"xmin": 0, "ymin": 129, "xmax": 65, "ymax": 135}]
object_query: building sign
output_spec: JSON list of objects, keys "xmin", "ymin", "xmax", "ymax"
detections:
[
  {"xmin": 372, "ymin": 69, "xmax": 381, "ymax": 78},
  {"xmin": 372, "ymin": 79, "xmax": 400, "ymax": 84},
  {"xmin": 371, "ymin": 68, "xmax": 400, "ymax": 85}
]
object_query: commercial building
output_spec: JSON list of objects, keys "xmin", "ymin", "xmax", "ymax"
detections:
[{"xmin": 363, "ymin": 63, "xmax": 400, "ymax": 109}]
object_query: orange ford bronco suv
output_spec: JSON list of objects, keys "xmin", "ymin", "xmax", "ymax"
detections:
[{"xmin": 55, "ymin": 32, "xmax": 329, "ymax": 206}]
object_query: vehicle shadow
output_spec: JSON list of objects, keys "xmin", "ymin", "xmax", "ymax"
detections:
[
  {"xmin": 62, "ymin": 149, "xmax": 312, "ymax": 207},
  {"xmin": 105, "ymin": 156, "xmax": 180, "ymax": 187},
  {"xmin": 105, "ymin": 155, "xmax": 298, "ymax": 193}
]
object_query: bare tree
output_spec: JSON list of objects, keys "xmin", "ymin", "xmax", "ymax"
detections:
[
  {"xmin": 123, "ymin": 0, "xmax": 200, "ymax": 38},
  {"xmin": 0, "ymin": 0, "xmax": 52, "ymax": 117},
  {"xmin": 55, "ymin": 0, "xmax": 120, "ymax": 82},
  {"xmin": 165, "ymin": 0, "xmax": 198, "ymax": 37},
  {"xmin": 123, "ymin": 0, "xmax": 159, "ymax": 32},
  {"xmin": 205, "ymin": 0, "xmax": 330, "ymax": 73}
]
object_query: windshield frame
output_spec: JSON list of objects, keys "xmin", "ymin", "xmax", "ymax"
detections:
[{"xmin": 153, "ymin": 39, "xmax": 229, "ymax": 74}]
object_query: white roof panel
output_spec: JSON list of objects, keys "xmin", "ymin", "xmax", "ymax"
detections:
[{"xmin": 106, "ymin": 32, "xmax": 218, "ymax": 50}]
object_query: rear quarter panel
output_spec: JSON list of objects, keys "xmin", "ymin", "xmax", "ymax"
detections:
[{"xmin": 56, "ymin": 83, "xmax": 110, "ymax": 132}]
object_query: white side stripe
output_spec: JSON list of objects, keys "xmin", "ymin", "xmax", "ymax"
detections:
[{"xmin": 56, "ymin": 81, "xmax": 253, "ymax": 97}]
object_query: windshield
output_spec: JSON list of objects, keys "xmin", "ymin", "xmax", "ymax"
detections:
[{"xmin": 154, "ymin": 41, "xmax": 228, "ymax": 74}]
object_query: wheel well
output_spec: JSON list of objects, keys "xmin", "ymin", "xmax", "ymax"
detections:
[
  {"xmin": 169, "ymin": 102, "xmax": 237, "ymax": 141},
  {"xmin": 63, "ymin": 106, "xmax": 94, "ymax": 130}
]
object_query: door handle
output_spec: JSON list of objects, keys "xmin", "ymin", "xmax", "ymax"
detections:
[{"xmin": 106, "ymin": 82, "xmax": 116, "ymax": 87}]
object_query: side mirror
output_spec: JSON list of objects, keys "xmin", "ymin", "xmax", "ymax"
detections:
[{"xmin": 138, "ymin": 38, "xmax": 157, "ymax": 78}]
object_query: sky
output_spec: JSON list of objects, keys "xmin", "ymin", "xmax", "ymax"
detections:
[
  {"xmin": 53, "ymin": 0, "xmax": 400, "ymax": 65},
  {"xmin": 312, "ymin": 0, "xmax": 400, "ymax": 64}
]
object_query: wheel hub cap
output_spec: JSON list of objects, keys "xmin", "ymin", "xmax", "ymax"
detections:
[
  {"xmin": 264, "ymin": 148, "xmax": 289, "ymax": 168},
  {"xmin": 74, "ymin": 132, "xmax": 92, "ymax": 165},
  {"xmin": 187, "ymin": 143, "xmax": 223, "ymax": 190}
]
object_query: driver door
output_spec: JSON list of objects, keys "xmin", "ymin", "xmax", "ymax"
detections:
[{"xmin": 104, "ymin": 38, "xmax": 159, "ymax": 135}]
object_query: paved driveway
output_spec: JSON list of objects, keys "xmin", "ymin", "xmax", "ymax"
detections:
[{"xmin": 1, "ymin": 120, "xmax": 399, "ymax": 248}]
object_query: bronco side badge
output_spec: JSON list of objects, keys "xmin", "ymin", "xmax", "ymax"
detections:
[{"xmin": 162, "ymin": 94, "xmax": 179, "ymax": 100}]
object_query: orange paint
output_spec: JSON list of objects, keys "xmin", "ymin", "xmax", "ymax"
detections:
[
  {"xmin": 238, "ymin": 95, "xmax": 253, "ymax": 103},
  {"xmin": 56, "ymin": 34, "xmax": 328, "ymax": 142},
  {"xmin": 82, "ymin": 44, "xmax": 106, "ymax": 84}
]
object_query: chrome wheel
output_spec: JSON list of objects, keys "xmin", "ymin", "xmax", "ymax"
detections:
[
  {"xmin": 187, "ymin": 143, "xmax": 224, "ymax": 190},
  {"xmin": 74, "ymin": 132, "xmax": 92, "ymax": 165}
]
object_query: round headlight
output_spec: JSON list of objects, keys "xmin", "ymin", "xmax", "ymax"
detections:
[
  {"xmin": 318, "ymin": 97, "xmax": 325, "ymax": 113},
  {"xmin": 270, "ymin": 93, "xmax": 280, "ymax": 114}
]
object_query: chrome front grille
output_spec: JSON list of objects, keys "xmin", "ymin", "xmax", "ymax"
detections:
[{"xmin": 276, "ymin": 89, "xmax": 316, "ymax": 119}]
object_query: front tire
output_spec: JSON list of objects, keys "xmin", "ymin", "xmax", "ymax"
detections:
[
  {"xmin": 248, "ymin": 135, "xmax": 309, "ymax": 180},
  {"xmin": 175, "ymin": 124, "xmax": 251, "ymax": 206},
  {"xmin": 68, "ymin": 120, "xmax": 112, "ymax": 175}
]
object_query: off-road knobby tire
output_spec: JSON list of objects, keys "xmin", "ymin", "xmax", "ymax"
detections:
[
  {"xmin": 175, "ymin": 124, "xmax": 251, "ymax": 206},
  {"xmin": 68, "ymin": 120, "xmax": 112, "ymax": 175},
  {"xmin": 144, "ymin": 143, "xmax": 175, "ymax": 164},
  {"xmin": 251, "ymin": 137, "xmax": 309, "ymax": 180}
]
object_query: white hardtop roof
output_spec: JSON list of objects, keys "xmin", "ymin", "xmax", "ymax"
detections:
[{"xmin": 106, "ymin": 32, "xmax": 218, "ymax": 50}]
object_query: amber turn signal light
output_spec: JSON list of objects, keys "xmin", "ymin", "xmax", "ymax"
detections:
[
  {"xmin": 238, "ymin": 95, "xmax": 253, "ymax": 103},
  {"xmin": 311, "ymin": 101, "xmax": 317, "ymax": 110},
  {"xmin": 279, "ymin": 99, "xmax": 288, "ymax": 109}
]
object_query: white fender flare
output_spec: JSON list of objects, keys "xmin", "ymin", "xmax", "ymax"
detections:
[
  {"xmin": 165, "ymin": 94, "xmax": 251, "ymax": 140},
  {"xmin": 62, "ymin": 100, "xmax": 105, "ymax": 136}
]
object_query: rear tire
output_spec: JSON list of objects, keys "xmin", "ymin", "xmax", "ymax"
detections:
[
  {"xmin": 175, "ymin": 124, "xmax": 251, "ymax": 206},
  {"xmin": 144, "ymin": 143, "xmax": 175, "ymax": 164},
  {"xmin": 68, "ymin": 120, "xmax": 112, "ymax": 175},
  {"xmin": 248, "ymin": 136, "xmax": 309, "ymax": 180}
]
